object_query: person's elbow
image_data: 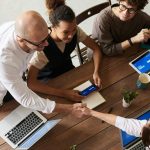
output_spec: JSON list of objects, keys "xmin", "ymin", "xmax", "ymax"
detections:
[
  {"xmin": 27, "ymin": 79, "xmax": 37, "ymax": 91},
  {"xmin": 102, "ymin": 46, "xmax": 119, "ymax": 57}
]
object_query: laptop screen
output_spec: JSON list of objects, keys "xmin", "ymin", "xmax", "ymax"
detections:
[
  {"xmin": 121, "ymin": 110, "xmax": 150, "ymax": 147},
  {"xmin": 130, "ymin": 51, "xmax": 150, "ymax": 74}
]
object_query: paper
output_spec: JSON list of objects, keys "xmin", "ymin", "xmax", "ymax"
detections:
[{"xmin": 74, "ymin": 81, "xmax": 106, "ymax": 109}]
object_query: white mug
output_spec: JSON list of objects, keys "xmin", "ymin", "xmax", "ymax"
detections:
[{"xmin": 136, "ymin": 73, "xmax": 150, "ymax": 89}]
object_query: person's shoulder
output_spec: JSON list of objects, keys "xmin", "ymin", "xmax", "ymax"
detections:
[
  {"xmin": 98, "ymin": 6, "xmax": 112, "ymax": 15},
  {"xmin": 34, "ymin": 51, "xmax": 45, "ymax": 58},
  {"xmin": 133, "ymin": 11, "xmax": 150, "ymax": 23},
  {"xmin": 136, "ymin": 10, "xmax": 150, "ymax": 18},
  {"xmin": 0, "ymin": 21, "xmax": 15, "ymax": 35},
  {"xmin": 76, "ymin": 26, "xmax": 86, "ymax": 35},
  {"xmin": 96, "ymin": 6, "xmax": 112, "ymax": 21}
]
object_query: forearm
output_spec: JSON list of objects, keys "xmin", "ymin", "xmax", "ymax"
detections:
[
  {"xmin": 101, "ymin": 42, "xmax": 124, "ymax": 56},
  {"xmin": 92, "ymin": 47, "xmax": 101, "ymax": 74},
  {"xmin": 91, "ymin": 110, "xmax": 117, "ymax": 126},
  {"xmin": 103, "ymin": 39, "xmax": 137, "ymax": 55},
  {"xmin": 120, "ymin": 39, "xmax": 132, "ymax": 50},
  {"xmin": 53, "ymin": 103, "xmax": 73, "ymax": 113},
  {"xmin": 2, "ymin": 79, "xmax": 55, "ymax": 113},
  {"xmin": 28, "ymin": 81, "xmax": 67, "ymax": 98}
]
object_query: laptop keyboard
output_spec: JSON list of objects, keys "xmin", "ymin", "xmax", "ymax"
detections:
[
  {"xmin": 5, "ymin": 112, "xmax": 43, "ymax": 145},
  {"xmin": 127, "ymin": 140, "xmax": 145, "ymax": 150}
]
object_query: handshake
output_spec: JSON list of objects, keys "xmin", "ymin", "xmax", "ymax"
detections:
[{"xmin": 71, "ymin": 103, "xmax": 91, "ymax": 118}]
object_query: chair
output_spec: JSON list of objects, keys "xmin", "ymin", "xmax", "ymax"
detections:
[{"xmin": 75, "ymin": 2, "xmax": 110, "ymax": 64}]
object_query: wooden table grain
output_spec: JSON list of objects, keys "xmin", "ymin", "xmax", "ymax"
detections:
[{"xmin": 0, "ymin": 48, "xmax": 150, "ymax": 150}]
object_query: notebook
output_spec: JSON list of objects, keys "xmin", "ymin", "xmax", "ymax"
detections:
[
  {"xmin": 0, "ymin": 105, "xmax": 61, "ymax": 150},
  {"xmin": 120, "ymin": 109, "xmax": 150, "ymax": 150},
  {"xmin": 74, "ymin": 80, "xmax": 106, "ymax": 109},
  {"xmin": 129, "ymin": 50, "xmax": 150, "ymax": 75}
]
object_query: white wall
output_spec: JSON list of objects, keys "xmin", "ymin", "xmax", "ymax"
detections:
[
  {"xmin": 0, "ymin": 0, "xmax": 46, "ymax": 25},
  {"xmin": 0, "ymin": 0, "xmax": 150, "ymax": 29},
  {"xmin": 0, "ymin": 0, "xmax": 108, "ymax": 25}
]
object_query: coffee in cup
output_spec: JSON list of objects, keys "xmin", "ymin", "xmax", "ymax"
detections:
[{"xmin": 136, "ymin": 73, "xmax": 150, "ymax": 89}]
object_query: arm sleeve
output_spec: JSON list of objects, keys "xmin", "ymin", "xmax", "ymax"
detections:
[
  {"xmin": 29, "ymin": 51, "xmax": 49, "ymax": 69},
  {"xmin": 115, "ymin": 116, "xmax": 147, "ymax": 137},
  {"xmin": 0, "ymin": 62, "xmax": 55, "ymax": 114},
  {"xmin": 77, "ymin": 26, "xmax": 88, "ymax": 42},
  {"xmin": 92, "ymin": 10, "xmax": 123, "ymax": 56},
  {"xmin": 141, "ymin": 11, "xmax": 150, "ymax": 27}
]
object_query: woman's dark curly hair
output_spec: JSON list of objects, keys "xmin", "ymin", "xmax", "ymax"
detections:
[
  {"xmin": 118, "ymin": 0, "xmax": 148, "ymax": 10},
  {"xmin": 45, "ymin": 0, "xmax": 75, "ymax": 27}
]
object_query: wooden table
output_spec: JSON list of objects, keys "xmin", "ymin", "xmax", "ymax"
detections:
[{"xmin": 0, "ymin": 48, "xmax": 150, "ymax": 150}]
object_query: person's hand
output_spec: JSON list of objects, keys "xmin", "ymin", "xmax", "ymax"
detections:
[
  {"xmin": 71, "ymin": 103, "xmax": 91, "ymax": 118},
  {"xmin": 93, "ymin": 72, "xmax": 101, "ymax": 88},
  {"xmin": 132, "ymin": 28, "xmax": 150, "ymax": 43},
  {"xmin": 63, "ymin": 90, "xmax": 85, "ymax": 102}
]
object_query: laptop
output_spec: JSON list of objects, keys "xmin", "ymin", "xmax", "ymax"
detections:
[
  {"xmin": 129, "ymin": 50, "xmax": 150, "ymax": 75},
  {"xmin": 120, "ymin": 109, "xmax": 150, "ymax": 150},
  {"xmin": 0, "ymin": 105, "xmax": 61, "ymax": 150},
  {"xmin": 74, "ymin": 80, "xmax": 106, "ymax": 109}
]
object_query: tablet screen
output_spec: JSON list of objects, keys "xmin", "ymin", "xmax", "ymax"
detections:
[{"xmin": 130, "ymin": 51, "xmax": 150, "ymax": 74}]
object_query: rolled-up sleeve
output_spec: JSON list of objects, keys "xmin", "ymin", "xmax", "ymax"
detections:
[
  {"xmin": 115, "ymin": 116, "xmax": 147, "ymax": 137},
  {"xmin": 77, "ymin": 26, "xmax": 87, "ymax": 42},
  {"xmin": 29, "ymin": 51, "xmax": 49, "ymax": 70}
]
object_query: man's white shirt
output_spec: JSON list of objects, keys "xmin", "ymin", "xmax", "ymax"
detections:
[{"xmin": 0, "ymin": 21, "xmax": 55, "ymax": 113}]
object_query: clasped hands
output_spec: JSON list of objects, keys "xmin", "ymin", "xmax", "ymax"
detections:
[{"xmin": 71, "ymin": 103, "xmax": 91, "ymax": 118}]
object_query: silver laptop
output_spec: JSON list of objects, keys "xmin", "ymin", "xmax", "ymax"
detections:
[
  {"xmin": 120, "ymin": 109, "xmax": 150, "ymax": 150},
  {"xmin": 0, "ymin": 105, "xmax": 61, "ymax": 150},
  {"xmin": 129, "ymin": 50, "xmax": 150, "ymax": 75}
]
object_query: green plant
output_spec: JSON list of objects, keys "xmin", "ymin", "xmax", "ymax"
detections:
[
  {"xmin": 70, "ymin": 145, "xmax": 77, "ymax": 150},
  {"xmin": 122, "ymin": 89, "xmax": 138, "ymax": 103}
]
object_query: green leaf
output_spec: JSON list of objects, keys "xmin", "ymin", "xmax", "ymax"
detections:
[
  {"xmin": 70, "ymin": 145, "xmax": 77, "ymax": 150},
  {"xmin": 122, "ymin": 89, "xmax": 138, "ymax": 103}
]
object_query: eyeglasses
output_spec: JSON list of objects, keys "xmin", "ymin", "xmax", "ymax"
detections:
[
  {"xmin": 20, "ymin": 34, "xmax": 49, "ymax": 47},
  {"xmin": 119, "ymin": 3, "xmax": 137, "ymax": 14}
]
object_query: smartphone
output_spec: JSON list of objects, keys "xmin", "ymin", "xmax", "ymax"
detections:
[{"xmin": 79, "ymin": 84, "xmax": 98, "ymax": 96}]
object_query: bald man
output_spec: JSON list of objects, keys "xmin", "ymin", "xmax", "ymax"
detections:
[{"xmin": 0, "ymin": 11, "xmax": 87, "ymax": 118}]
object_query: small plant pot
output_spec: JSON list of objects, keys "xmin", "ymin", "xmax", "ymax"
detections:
[{"xmin": 122, "ymin": 98, "xmax": 131, "ymax": 108}]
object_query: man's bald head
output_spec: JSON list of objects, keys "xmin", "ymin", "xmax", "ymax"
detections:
[{"xmin": 15, "ymin": 10, "xmax": 48, "ymax": 40}]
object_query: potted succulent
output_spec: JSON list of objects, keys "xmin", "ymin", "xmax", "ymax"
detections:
[{"xmin": 122, "ymin": 89, "xmax": 138, "ymax": 108}]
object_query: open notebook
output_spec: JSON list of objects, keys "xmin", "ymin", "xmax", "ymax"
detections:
[{"xmin": 74, "ymin": 81, "xmax": 106, "ymax": 109}]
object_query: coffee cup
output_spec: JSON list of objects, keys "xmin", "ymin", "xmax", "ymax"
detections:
[{"xmin": 136, "ymin": 73, "xmax": 150, "ymax": 89}]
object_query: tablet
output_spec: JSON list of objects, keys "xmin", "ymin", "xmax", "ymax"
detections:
[{"xmin": 129, "ymin": 50, "xmax": 150, "ymax": 74}]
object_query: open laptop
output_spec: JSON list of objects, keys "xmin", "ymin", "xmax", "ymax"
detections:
[
  {"xmin": 129, "ymin": 50, "xmax": 150, "ymax": 75},
  {"xmin": 0, "ymin": 105, "xmax": 61, "ymax": 150},
  {"xmin": 120, "ymin": 109, "xmax": 150, "ymax": 150},
  {"xmin": 74, "ymin": 80, "xmax": 106, "ymax": 109}
]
